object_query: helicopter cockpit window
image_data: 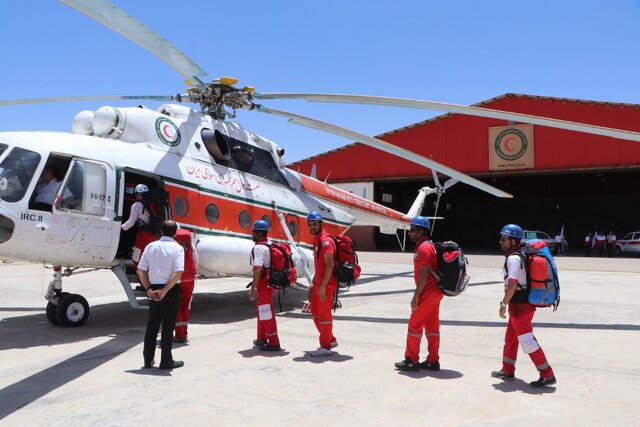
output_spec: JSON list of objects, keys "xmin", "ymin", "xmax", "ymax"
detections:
[
  {"xmin": 229, "ymin": 139, "xmax": 289, "ymax": 187},
  {"xmin": 0, "ymin": 147, "xmax": 41, "ymax": 203},
  {"xmin": 232, "ymin": 146, "xmax": 254, "ymax": 172},
  {"xmin": 56, "ymin": 161, "xmax": 107, "ymax": 216}
]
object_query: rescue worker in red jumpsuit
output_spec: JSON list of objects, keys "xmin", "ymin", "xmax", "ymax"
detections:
[
  {"xmin": 307, "ymin": 211, "xmax": 338, "ymax": 357},
  {"xmin": 395, "ymin": 216, "xmax": 443, "ymax": 372},
  {"xmin": 492, "ymin": 224, "xmax": 557, "ymax": 388},
  {"xmin": 173, "ymin": 229, "xmax": 198, "ymax": 344},
  {"xmin": 248, "ymin": 220, "xmax": 282, "ymax": 351},
  {"xmin": 121, "ymin": 184, "xmax": 158, "ymax": 269}
]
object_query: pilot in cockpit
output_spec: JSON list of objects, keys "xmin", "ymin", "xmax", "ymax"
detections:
[{"xmin": 33, "ymin": 166, "xmax": 72, "ymax": 211}]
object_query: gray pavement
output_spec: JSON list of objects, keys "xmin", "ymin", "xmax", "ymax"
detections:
[{"xmin": 0, "ymin": 253, "xmax": 638, "ymax": 426}]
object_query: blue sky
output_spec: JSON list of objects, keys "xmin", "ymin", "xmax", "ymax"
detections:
[{"xmin": 1, "ymin": 0, "xmax": 639, "ymax": 163}]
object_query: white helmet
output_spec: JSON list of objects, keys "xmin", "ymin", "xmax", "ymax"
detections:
[{"xmin": 134, "ymin": 183, "xmax": 149, "ymax": 194}]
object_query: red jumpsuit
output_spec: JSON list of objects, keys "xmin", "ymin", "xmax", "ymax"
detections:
[
  {"xmin": 173, "ymin": 229, "xmax": 198, "ymax": 342},
  {"xmin": 311, "ymin": 230, "xmax": 337, "ymax": 350},
  {"xmin": 405, "ymin": 236, "xmax": 443, "ymax": 364},
  {"xmin": 132, "ymin": 230, "xmax": 158, "ymax": 268},
  {"xmin": 501, "ymin": 253, "xmax": 555, "ymax": 378},
  {"xmin": 251, "ymin": 239, "xmax": 280, "ymax": 346}
]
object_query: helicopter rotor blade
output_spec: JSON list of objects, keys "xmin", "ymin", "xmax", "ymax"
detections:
[
  {"xmin": 60, "ymin": 0, "xmax": 207, "ymax": 89},
  {"xmin": 444, "ymin": 178, "xmax": 459, "ymax": 191},
  {"xmin": 0, "ymin": 95, "xmax": 176, "ymax": 107},
  {"xmin": 431, "ymin": 168, "xmax": 441, "ymax": 189},
  {"xmin": 254, "ymin": 93, "xmax": 640, "ymax": 143},
  {"xmin": 254, "ymin": 105, "xmax": 512, "ymax": 199}
]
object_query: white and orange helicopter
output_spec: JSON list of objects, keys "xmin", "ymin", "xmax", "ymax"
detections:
[{"xmin": 1, "ymin": 0, "xmax": 638, "ymax": 327}]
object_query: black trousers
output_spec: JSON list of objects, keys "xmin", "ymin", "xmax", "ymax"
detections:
[{"xmin": 143, "ymin": 285, "xmax": 181, "ymax": 366}]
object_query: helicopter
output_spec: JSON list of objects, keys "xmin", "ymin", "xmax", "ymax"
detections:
[{"xmin": 1, "ymin": 0, "xmax": 639, "ymax": 328}]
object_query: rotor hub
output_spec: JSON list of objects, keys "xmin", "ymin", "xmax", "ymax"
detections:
[{"xmin": 177, "ymin": 79, "xmax": 255, "ymax": 120}]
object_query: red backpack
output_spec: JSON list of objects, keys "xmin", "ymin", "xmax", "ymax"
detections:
[
  {"xmin": 261, "ymin": 242, "xmax": 297, "ymax": 289},
  {"xmin": 331, "ymin": 235, "xmax": 362, "ymax": 288}
]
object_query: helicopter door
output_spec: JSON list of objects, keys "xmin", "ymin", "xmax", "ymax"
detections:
[{"xmin": 51, "ymin": 159, "xmax": 118, "ymax": 263}]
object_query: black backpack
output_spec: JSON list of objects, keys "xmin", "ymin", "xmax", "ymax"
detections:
[
  {"xmin": 431, "ymin": 241, "xmax": 470, "ymax": 296},
  {"xmin": 138, "ymin": 187, "xmax": 169, "ymax": 235}
]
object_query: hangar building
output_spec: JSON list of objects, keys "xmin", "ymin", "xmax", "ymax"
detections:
[{"xmin": 289, "ymin": 93, "xmax": 640, "ymax": 251}]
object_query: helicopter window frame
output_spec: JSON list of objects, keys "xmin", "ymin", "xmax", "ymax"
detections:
[
  {"xmin": 229, "ymin": 138, "xmax": 289, "ymax": 187},
  {"xmin": 238, "ymin": 210, "xmax": 251, "ymax": 229},
  {"xmin": 55, "ymin": 159, "xmax": 107, "ymax": 216},
  {"xmin": 0, "ymin": 147, "xmax": 42, "ymax": 203},
  {"xmin": 173, "ymin": 196, "xmax": 190, "ymax": 218},
  {"xmin": 205, "ymin": 202, "xmax": 220, "ymax": 224}
]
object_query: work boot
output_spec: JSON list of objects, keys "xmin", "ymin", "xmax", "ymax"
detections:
[
  {"xmin": 259, "ymin": 343, "xmax": 282, "ymax": 352},
  {"xmin": 253, "ymin": 338, "xmax": 267, "ymax": 347},
  {"xmin": 529, "ymin": 376, "xmax": 557, "ymax": 388},
  {"xmin": 491, "ymin": 370, "xmax": 515, "ymax": 381},
  {"xmin": 394, "ymin": 358, "xmax": 419, "ymax": 371},
  {"xmin": 419, "ymin": 360, "xmax": 440, "ymax": 371},
  {"xmin": 330, "ymin": 339, "xmax": 339, "ymax": 348}
]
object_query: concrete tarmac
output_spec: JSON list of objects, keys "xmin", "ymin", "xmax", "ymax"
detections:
[{"xmin": 0, "ymin": 253, "xmax": 638, "ymax": 426}]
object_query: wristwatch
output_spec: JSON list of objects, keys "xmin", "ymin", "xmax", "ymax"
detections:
[{"xmin": 500, "ymin": 301, "xmax": 508, "ymax": 308}]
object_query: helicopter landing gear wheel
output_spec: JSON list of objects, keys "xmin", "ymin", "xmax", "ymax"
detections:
[
  {"xmin": 55, "ymin": 293, "xmax": 90, "ymax": 327},
  {"xmin": 46, "ymin": 292, "xmax": 70, "ymax": 326},
  {"xmin": 46, "ymin": 301, "xmax": 59, "ymax": 325}
]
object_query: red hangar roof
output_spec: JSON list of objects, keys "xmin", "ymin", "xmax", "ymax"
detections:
[{"xmin": 288, "ymin": 93, "xmax": 640, "ymax": 182}]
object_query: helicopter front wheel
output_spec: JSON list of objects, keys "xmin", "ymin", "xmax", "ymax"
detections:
[{"xmin": 54, "ymin": 293, "xmax": 90, "ymax": 327}]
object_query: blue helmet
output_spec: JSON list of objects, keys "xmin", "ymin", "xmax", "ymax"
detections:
[
  {"xmin": 500, "ymin": 224, "xmax": 524, "ymax": 239},
  {"xmin": 307, "ymin": 211, "xmax": 323, "ymax": 221},
  {"xmin": 252, "ymin": 220, "xmax": 270, "ymax": 231},
  {"xmin": 410, "ymin": 216, "xmax": 431, "ymax": 230}
]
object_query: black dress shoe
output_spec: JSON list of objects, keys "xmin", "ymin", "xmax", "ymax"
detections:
[
  {"xmin": 143, "ymin": 359, "xmax": 155, "ymax": 369},
  {"xmin": 159, "ymin": 360, "xmax": 184, "ymax": 370}
]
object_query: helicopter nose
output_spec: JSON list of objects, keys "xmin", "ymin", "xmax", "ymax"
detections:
[{"xmin": 0, "ymin": 213, "xmax": 15, "ymax": 243}]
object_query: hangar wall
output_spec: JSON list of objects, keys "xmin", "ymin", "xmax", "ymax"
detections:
[{"xmin": 289, "ymin": 94, "xmax": 640, "ymax": 252}]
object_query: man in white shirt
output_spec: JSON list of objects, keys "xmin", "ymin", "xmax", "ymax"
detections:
[
  {"xmin": 492, "ymin": 224, "xmax": 557, "ymax": 388},
  {"xmin": 554, "ymin": 232, "xmax": 564, "ymax": 256},
  {"xmin": 248, "ymin": 220, "xmax": 281, "ymax": 351},
  {"xmin": 137, "ymin": 220, "xmax": 185, "ymax": 370}
]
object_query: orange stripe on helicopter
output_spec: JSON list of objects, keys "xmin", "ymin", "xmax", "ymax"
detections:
[
  {"xmin": 164, "ymin": 182, "xmax": 348, "ymax": 245},
  {"xmin": 299, "ymin": 175, "xmax": 406, "ymax": 222}
]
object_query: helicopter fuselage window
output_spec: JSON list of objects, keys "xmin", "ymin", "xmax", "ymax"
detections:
[
  {"xmin": 287, "ymin": 219, "xmax": 298, "ymax": 237},
  {"xmin": 238, "ymin": 210, "xmax": 251, "ymax": 229},
  {"xmin": 205, "ymin": 203, "xmax": 219, "ymax": 224},
  {"xmin": 173, "ymin": 196, "xmax": 190, "ymax": 218},
  {"xmin": 0, "ymin": 147, "xmax": 41, "ymax": 203}
]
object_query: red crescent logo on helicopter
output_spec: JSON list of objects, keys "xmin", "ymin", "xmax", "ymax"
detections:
[{"xmin": 155, "ymin": 117, "xmax": 181, "ymax": 146}]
